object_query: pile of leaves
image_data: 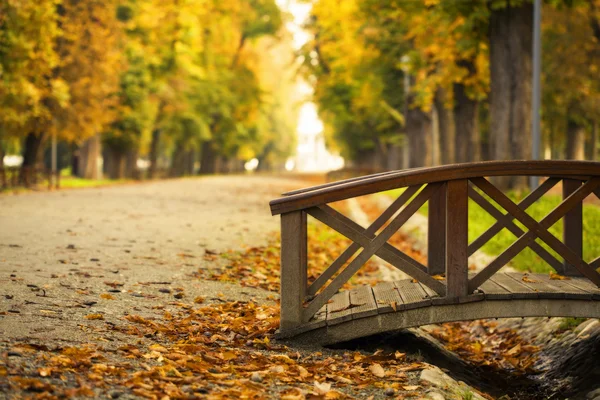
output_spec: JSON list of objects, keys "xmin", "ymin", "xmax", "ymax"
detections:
[
  {"xmin": 428, "ymin": 321, "xmax": 540, "ymax": 375},
  {"xmin": 4, "ymin": 301, "xmax": 427, "ymax": 399},
  {"xmin": 196, "ymin": 223, "xmax": 381, "ymax": 294}
]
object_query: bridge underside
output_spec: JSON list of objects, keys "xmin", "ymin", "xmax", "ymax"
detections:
[{"xmin": 276, "ymin": 273, "xmax": 600, "ymax": 346}]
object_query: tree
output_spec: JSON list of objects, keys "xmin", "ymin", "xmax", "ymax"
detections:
[
  {"xmin": 56, "ymin": 0, "xmax": 123, "ymax": 179},
  {"xmin": 0, "ymin": 0, "xmax": 64, "ymax": 177}
]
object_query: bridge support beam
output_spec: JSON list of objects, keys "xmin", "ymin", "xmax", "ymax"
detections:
[
  {"xmin": 428, "ymin": 183, "xmax": 446, "ymax": 275},
  {"xmin": 280, "ymin": 210, "xmax": 307, "ymax": 330},
  {"xmin": 563, "ymin": 179, "xmax": 583, "ymax": 276},
  {"xmin": 446, "ymin": 179, "xmax": 469, "ymax": 298}
]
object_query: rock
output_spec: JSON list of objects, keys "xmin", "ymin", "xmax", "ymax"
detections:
[
  {"xmin": 427, "ymin": 391, "xmax": 446, "ymax": 400},
  {"xmin": 250, "ymin": 372, "xmax": 262, "ymax": 383},
  {"xmin": 587, "ymin": 388, "xmax": 600, "ymax": 399},
  {"xmin": 420, "ymin": 367, "xmax": 452, "ymax": 389},
  {"xmin": 420, "ymin": 367, "xmax": 485, "ymax": 400},
  {"xmin": 577, "ymin": 320, "xmax": 599, "ymax": 338}
]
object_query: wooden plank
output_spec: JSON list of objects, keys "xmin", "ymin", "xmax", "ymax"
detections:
[
  {"xmin": 477, "ymin": 279, "xmax": 513, "ymax": 300},
  {"xmin": 490, "ymin": 273, "xmax": 538, "ymax": 299},
  {"xmin": 428, "ymin": 182, "xmax": 447, "ymax": 275},
  {"xmin": 327, "ymin": 291, "xmax": 352, "ymax": 326},
  {"xmin": 394, "ymin": 279, "xmax": 431, "ymax": 310},
  {"xmin": 306, "ymin": 185, "xmax": 420, "ymax": 296},
  {"xmin": 446, "ymin": 179, "xmax": 469, "ymax": 299},
  {"xmin": 468, "ymin": 186, "xmax": 563, "ymax": 272},
  {"xmin": 563, "ymin": 277, "xmax": 600, "ymax": 300},
  {"xmin": 419, "ymin": 281, "xmax": 440, "ymax": 300},
  {"xmin": 563, "ymin": 179, "xmax": 583, "ymax": 276},
  {"xmin": 468, "ymin": 178, "xmax": 559, "ymax": 256},
  {"xmin": 270, "ymin": 160, "xmax": 600, "ymax": 215},
  {"xmin": 506, "ymin": 273, "xmax": 564, "ymax": 299},
  {"xmin": 372, "ymin": 281, "xmax": 404, "ymax": 314},
  {"xmin": 470, "ymin": 177, "xmax": 600, "ymax": 288},
  {"xmin": 534, "ymin": 274, "xmax": 592, "ymax": 300},
  {"xmin": 349, "ymin": 286, "xmax": 379, "ymax": 319},
  {"xmin": 280, "ymin": 211, "xmax": 307, "ymax": 330}
]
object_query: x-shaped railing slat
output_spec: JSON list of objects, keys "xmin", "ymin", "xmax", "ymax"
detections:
[
  {"xmin": 469, "ymin": 177, "xmax": 600, "ymax": 291},
  {"xmin": 467, "ymin": 178, "xmax": 560, "ymax": 256},
  {"xmin": 468, "ymin": 185, "xmax": 564, "ymax": 272},
  {"xmin": 303, "ymin": 183, "xmax": 445, "ymax": 320},
  {"xmin": 306, "ymin": 185, "xmax": 421, "ymax": 296}
]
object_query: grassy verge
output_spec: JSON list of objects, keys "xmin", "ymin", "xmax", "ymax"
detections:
[
  {"xmin": 59, "ymin": 177, "xmax": 132, "ymax": 189},
  {"xmin": 381, "ymin": 187, "xmax": 600, "ymax": 273}
]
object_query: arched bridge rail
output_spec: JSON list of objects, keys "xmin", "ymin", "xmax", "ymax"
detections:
[{"xmin": 269, "ymin": 161, "xmax": 600, "ymax": 344}]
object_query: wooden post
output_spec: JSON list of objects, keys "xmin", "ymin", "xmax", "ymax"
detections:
[
  {"xmin": 428, "ymin": 182, "xmax": 446, "ymax": 275},
  {"xmin": 0, "ymin": 168, "xmax": 5, "ymax": 189},
  {"xmin": 563, "ymin": 179, "xmax": 583, "ymax": 276},
  {"xmin": 280, "ymin": 210, "xmax": 307, "ymax": 331},
  {"xmin": 446, "ymin": 179, "xmax": 469, "ymax": 299}
]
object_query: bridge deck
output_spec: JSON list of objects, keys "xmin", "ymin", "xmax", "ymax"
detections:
[{"xmin": 278, "ymin": 272, "xmax": 600, "ymax": 342}]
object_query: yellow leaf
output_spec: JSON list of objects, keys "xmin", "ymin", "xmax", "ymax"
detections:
[
  {"xmin": 549, "ymin": 272, "xmax": 570, "ymax": 280},
  {"xmin": 314, "ymin": 381, "xmax": 331, "ymax": 395},
  {"xmin": 85, "ymin": 313, "xmax": 104, "ymax": 320},
  {"xmin": 402, "ymin": 385, "xmax": 420, "ymax": 391},
  {"xmin": 369, "ymin": 363, "xmax": 385, "ymax": 378},
  {"xmin": 100, "ymin": 293, "xmax": 115, "ymax": 300}
]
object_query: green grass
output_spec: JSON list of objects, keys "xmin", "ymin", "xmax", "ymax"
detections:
[
  {"xmin": 381, "ymin": 187, "xmax": 600, "ymax": 273},
  {"xmin": 59, "ymin": 177, "xmax": 132, "ymax": 189}
]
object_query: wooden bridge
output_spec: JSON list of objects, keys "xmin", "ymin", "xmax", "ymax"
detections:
[{"xmin": 270, "ymin": 161, "xmax": 600, "ymax": 345}]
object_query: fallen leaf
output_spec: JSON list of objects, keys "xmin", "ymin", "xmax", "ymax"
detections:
[
  {"xmin": 85, "ymin": 314, "xmax": 104, "ymax": 320},
  {"xmin": 281, "ymin": 388, "xmax": 305, "ymax": 400},
  {"xmin": 314, "ymin": 381, "xmax": 331, "ymax": 395},
  {"xmin": 549, "ymin": 272, "xmax": 571, "ymax": 280},
  {"xmin": 369, "ymin": 363, "xmax": 385, "ymax": 378},
  {"xmin": 402, "ymin": 385, "xmax": 420, "ymax": 391}
]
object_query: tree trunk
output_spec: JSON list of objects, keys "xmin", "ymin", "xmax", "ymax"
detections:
[
  {"xmin": 454, "ymin": 83, "xmax": 480, "ymax": 163},
  {"xmin": 125, "ymin": 149, "xmax": 138, "ymax": 179},
  {"xmin": 77, "ymin": 134, "xmax": 102, "ymax": 179},
  {"xmin": 405, "ymin": 101, "xmax": 433, "ymax": 168},
  {"xmin": 386, "ymin": 142, "xmax": 404, "ymax": 170},
  {"xmin": 103, "ymin": 146, "xmax": 125, "ymax": 179},
  {"xmin": 0, "ymin": 142, "xmax": 5, "ymax": 169},
  {"xmin": 186, "ymin": 150, "xmax": 195, "ymax": 175},
  {"xmin": 434, "ymin": 89, "xmax": 455, "ymax": 165},
  {"xmin": 149, "ymin": 128, "xmax": 160, "ymax": 179},
  {"xmin": 566, "ymin": 118, "xmax": 586, "ymax": 160},
  {"xmin": 199, "ymin": 141, "xmax": 217, "ymax": 174},
  {"xmin": 20, "ymin": 132, "xmax": 45, "ymax": 185},
  {"xmin": 171, "ymin": 143, "xmax": 186, "ymax": 177},
  {"xmin": 489, "ymin": 2, "xmax": 533, "ymax": 189}
]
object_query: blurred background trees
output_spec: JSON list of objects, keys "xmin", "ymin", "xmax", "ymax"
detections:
[
  {"xmin": 0, "ymin": 0, "xmax": 295, "ymax": 179},
  {"xmin": 302, "ymin": 0, "xmax": 600, "ymax": 187},
  {"xmin": 0, "ymin": 0, "xmax": 599, "ymax": 186}
]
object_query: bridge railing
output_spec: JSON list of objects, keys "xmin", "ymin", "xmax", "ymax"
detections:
[{"xmin": 269, "ymin": 161, "xmax": 600, "ymax": 332}]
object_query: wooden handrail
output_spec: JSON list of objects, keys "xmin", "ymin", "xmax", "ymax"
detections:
[
  {"xmin": 274, "ymin": 161, "xmax": 600, "ymax": 333},
  {"xmin": 271, "ymin": 160, "xmax": 600, "ymax": 215}
]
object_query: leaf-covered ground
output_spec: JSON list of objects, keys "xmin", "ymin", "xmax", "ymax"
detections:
[{"xmin": 0, "ymin": 176, "xmax": 561, "ymax": 399}]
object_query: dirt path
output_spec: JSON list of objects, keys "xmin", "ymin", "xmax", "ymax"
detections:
[{"xmin": 0, "ymin": 175, "xmax": 303, "ymax": 347}]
